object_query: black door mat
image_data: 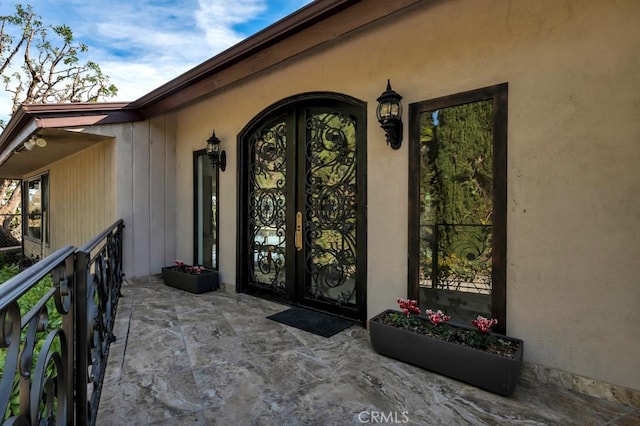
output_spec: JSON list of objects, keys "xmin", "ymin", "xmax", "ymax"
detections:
[{"xmin": 266, "ymin": 307, "xmax": 353, "ymax": 338}]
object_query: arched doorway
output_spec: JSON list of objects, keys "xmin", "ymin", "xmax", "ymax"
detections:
[{"xmin": 237, "ymin": 93, "xmax": 367, "ymax": 322}]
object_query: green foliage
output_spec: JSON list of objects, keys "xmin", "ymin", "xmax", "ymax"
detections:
[
  {"xmin": 388, "ymin": 311, "xmax": 421, "ymax": 329},
  {"xmin": 0, "ymin": 265, "xmax": 62, "ymax": 420},
  {"xmin": 419, "ymin": 101, "xmax": 494, "ymax": 285},
  {"xmin": 0, "ymin": 3, "xmax": 118, "ymax": 128},
  {"xmin": 0, "ymin": 263, "xmax": 19, "ymax": 283}
]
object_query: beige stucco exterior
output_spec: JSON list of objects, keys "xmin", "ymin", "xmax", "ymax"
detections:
[
  {"xmin": 162, "ymin": 0, "xmax": 639, "ymax": 393},
  {"xmin": 2, "ymin": 0, "xmax": 637, "ymax": 404}
]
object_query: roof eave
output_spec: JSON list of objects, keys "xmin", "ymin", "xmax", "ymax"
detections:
[
  {"xmin": 0, "ymin": 102, "xmax": 143, "ymax": 163},
  {"xmin": 131, "ymin": 0, "xmax": 360, "ymax": 109}
]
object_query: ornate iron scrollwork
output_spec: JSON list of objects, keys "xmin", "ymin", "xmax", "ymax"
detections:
[
  {"xmin": 0, "ymin": 260, "xmax": 73, "ymax": 424},
  {"xmin": 304, "ymin": 111, "xmax": 357, "ymax": 306},
  {"xmin": 0, "ymin": 221, "xmax": 124, "ymax": 425},
  {"xmin": 248, "ymin": 121, "xmax": 288, "ymax": 292}
]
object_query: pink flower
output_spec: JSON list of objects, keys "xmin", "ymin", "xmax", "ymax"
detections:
[
  {"xmin": 397, "ymin": 298, "xmax": 420, "ymax": 316},
  {"xmin": 175, "ymin": 260, "xmax": 184, "ymax": 267},
  {"xmin": 425, "ymin": 309, "xmax": 450, "ymax": 326},
  {"xmin": 185, "ymin": 265, "xmax": 206, "ymax": 275},
  {"xmin": 472, "ymin": 316, "xmax": 498, "ymax": 334}
]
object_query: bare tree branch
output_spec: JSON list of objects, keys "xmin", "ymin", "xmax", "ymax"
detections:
[{"xmin": 0, "ymin": 3, "xmax": 118, "ymax": 243}]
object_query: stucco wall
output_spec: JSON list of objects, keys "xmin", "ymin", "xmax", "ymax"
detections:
[
  {"xmin": 23, "ymin": 139, "xmax": 116, "ymax": 258},
  {"xmin": 167, "ymin": 0, "xmax": 639, "ymax": 390}
]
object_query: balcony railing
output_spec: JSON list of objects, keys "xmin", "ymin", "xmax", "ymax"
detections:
[
  {"xmin": 0, "ymin": 219, "xmax": 124, "ymax": 425},
  {"xmin": 420, "ymin": 223, "xmax": 492, "ymax": 294}
]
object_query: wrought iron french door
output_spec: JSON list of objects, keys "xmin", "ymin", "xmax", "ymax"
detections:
[{"xmin": 239, "ymin": 96, "xmax": 366, "ymax": 322}]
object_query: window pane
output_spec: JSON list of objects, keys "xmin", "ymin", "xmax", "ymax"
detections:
[
  {"xmin": 196, "ymin": 155, "xmax": 217, "ymax": 268},
  {"xmin": 419, "ymin": 100, "xmax": 494, "ymax": 324},
  {"xmin": 27, "ymin": 178, "xmax": 42, "ymax": 240}
]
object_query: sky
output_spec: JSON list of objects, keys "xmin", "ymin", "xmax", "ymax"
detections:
[{"xmin": 0, "ymin": 0, "xmax": 312, "ymax": 116}]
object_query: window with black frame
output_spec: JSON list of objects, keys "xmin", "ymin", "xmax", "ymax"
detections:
[
  {"xmin": 194, "ymin": 151, "xmax": 218, "ymax": 269},
  {"xmin": 408, "ymin": 84, "xmax": 507, "ymax": 333},
  {"xmin": 23, "ymin": 173, "xmax": 49, "ymax": 243}
]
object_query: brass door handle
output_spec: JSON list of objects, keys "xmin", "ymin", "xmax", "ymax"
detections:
[{"xmin": 295, "ymin": 211, "xmax": 303, "ymax": 251}]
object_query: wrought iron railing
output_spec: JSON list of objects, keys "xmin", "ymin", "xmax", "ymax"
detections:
[
  {"xmin": 0, "ymin": 219, "xmax": 124, "ymax": 425},
  {"xmin": 420, "ymin": 223, "xmax": 492, "ymax": 294}
]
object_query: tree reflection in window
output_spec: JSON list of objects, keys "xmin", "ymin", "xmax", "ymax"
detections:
[
  {"xmin": 25, "ymin": 174, "xmax": 48, "ymax": 242},
  {"xmin": 411, "ymin": 85, "xmax": 507, "ymax": 329}
]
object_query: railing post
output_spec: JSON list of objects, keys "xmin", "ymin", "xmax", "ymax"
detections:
[{"xmin": 74, "ymin": 250, "xmax": 90, "ymax": 425}]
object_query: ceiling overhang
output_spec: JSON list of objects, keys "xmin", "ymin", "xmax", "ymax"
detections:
[
  {"xmin": 0, "ymin": 128, "xmax": 113, "ymax": 178},
  {"xmin": 0, "ymin": 103, "xmax": 142, "ymax": 178}
]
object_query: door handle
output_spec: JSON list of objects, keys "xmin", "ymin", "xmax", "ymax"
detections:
[{"xmin": 295, "ymin": 211, "xmax": 303, "ymax": 251}]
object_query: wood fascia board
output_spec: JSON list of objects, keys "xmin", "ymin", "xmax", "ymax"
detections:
[
  {"xmin": 0, "ymin": 118, "xmax": 38, "ymax": 167},
  {"xmin": 21, "ymin": 102, "xmax": 133, "ymax": 114},
  {"xmin": 0, "ymin": 103, "xmax": 143, "ymax": 169},
  {"xmin": 140, "ymin": 0, "xmax": 423, "ymax": 117},
  {"xmin": 34, "ymin": 110, "xmax": 144, "ymax": 128},
  {"xmin": 0, "ymin": 108, "xmax": 30, "ymax": 154},
  {"xmin": 133, "ymin": 0, "xmax": 359, "ymax": 109}
]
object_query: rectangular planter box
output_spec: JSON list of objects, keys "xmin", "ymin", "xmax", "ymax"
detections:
[
  {"xmin": 161, "ymin": 266, "xmax": 220, "ymax": 294},
  {"xmin": 369, "ymin": 309, "xmax": 523, "ymax": 396}
]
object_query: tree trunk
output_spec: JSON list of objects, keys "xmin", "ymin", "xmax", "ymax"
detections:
[
  {"xmin": 0, "ymin": 179, "xmax": 22, "ymax": 247},
  {"xmin": 0, "ymin": 226, "xmax": 20, "ymax": 247}
]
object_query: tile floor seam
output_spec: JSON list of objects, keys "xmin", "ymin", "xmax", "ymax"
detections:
[
  {"xmin": 116, "ymin": 293, "xmax": 134, "ymax": 385},
  {"xmin": 175, "ymin": 299, "xmax": 213, "ymax": 417}
]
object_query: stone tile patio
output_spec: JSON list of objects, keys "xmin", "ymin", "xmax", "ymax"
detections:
[{"xmin": 96, "ymin": 276, "xmax": 640, "ymax": 425}]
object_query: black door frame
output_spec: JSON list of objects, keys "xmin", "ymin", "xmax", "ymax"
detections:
[{"xmin": 236, "ymin": 92, "xmax": 368, "ymax": 323}]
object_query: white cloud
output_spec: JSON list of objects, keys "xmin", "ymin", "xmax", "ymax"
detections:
[
  {"xmin": 196, "ymin": 0, "xmax": 266, "ymax": 49},
  {"xmin": 55, "ymin": 0, "xmax": 271, "ymax": 101},
  {"xmin": 0, "ymin": 0, "xmax": 311, "ymax": 119}
]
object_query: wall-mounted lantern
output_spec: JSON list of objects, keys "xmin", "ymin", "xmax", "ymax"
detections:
[
  {"xmin": 205, "ymin": 130, "xmax": 226, "ymax": 171},
  {"xmin": 376, "ymin": 79, "xmax": 403, "ymax": 150}
]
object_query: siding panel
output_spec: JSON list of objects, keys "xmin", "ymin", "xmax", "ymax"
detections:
[{"xmin": 24, "ymin": 139, "xmax": 115, "ymax": 256}]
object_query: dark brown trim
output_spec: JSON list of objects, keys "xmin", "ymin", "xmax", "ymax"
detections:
[
  {"xmin": 492, "ymin": 85, "xmax": 508, "ymax": 335},
  {"xmin": 0, "ymin": 103, "xmax": 142, "ymax": 154},
  {"xmin": 408, "ymin": 83, "xmax": 508, "ymax": 333},
  {"xmin": 22, "ymin": 102, "xmax": 133, "ymax": 114},
  {"xmin": 133, "ymin": 0, "xmax": 359, "ymax": 108},
  {"xmin": 137, "ymin": 0, "xmax": 422, "ymax": 117}
]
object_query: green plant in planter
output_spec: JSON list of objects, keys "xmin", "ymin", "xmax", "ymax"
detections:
[
  {"xmin": 381, "ymin": 298, "xmax": 516, "ymax": 358},
  {"xmin": 370, "ymin": 298, "xmax": 523, "ymax": 396}
]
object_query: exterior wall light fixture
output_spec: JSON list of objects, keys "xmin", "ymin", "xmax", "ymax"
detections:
[
  {"xmin": 205, "ymin": 130, "xmax": 226, "ymax": 171},
  {"xmin": 23, "ymin": 136, "xmax": 47, "ymax": 151},
  {"xmin": 376, "ymin": 79, "xmax": 403, "ymax": 149}
]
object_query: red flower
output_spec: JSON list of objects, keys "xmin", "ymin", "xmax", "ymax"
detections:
[
  {"xmin": 472, "ymin": 316, "xmax": 498, "ymax": 334},
  {"xmin": 425, "ymin": 309, "xmax": 450, "ymax": 326},
  {"xmin": 397, "ymin": 298, "xmax": 420, "ymax": 316}
]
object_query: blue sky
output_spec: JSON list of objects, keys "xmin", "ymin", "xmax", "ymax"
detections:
[{"xmin": 5, "ymin": 0, "xmax": 312, "ymax": 105}]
